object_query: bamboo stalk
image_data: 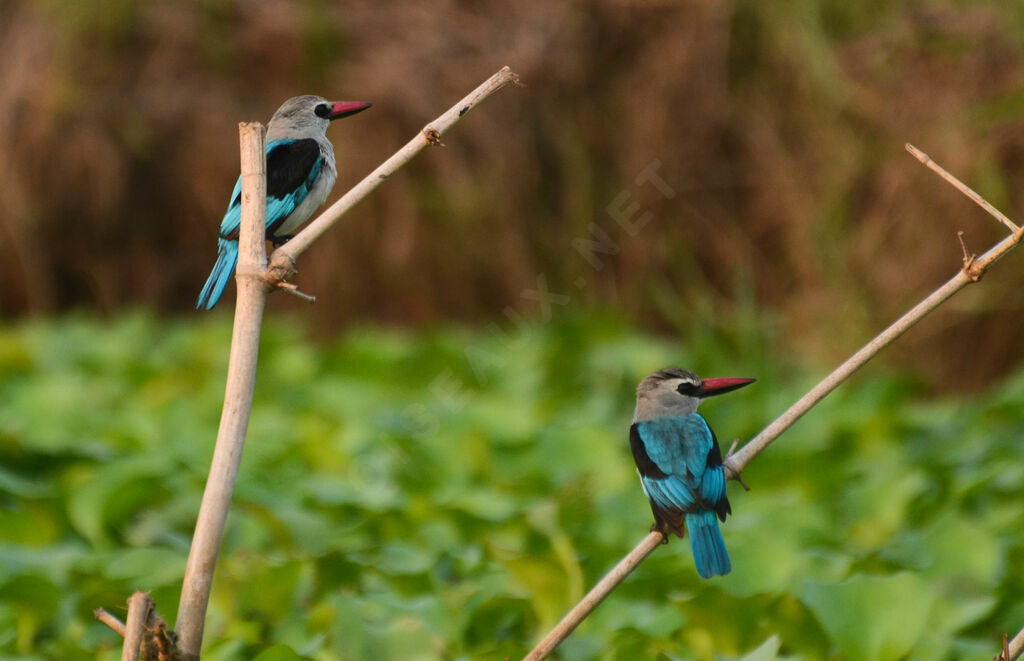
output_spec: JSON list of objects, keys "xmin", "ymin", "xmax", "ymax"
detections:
[
  {"xmin": 121, "ymin": 591, "xmax": 153, "ymax": 661},
  {"xmin": 174, "ymin": 122, "xmax": 269, "ymax": 661},
  {"xmin": 523, "ymin": 531, "xmax": 663, "ymax": 661}
]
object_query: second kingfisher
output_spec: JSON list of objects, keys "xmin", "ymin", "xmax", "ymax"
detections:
[{"xmin": 630, "ymin": 368, "xmax": 755, "ymax": 578}]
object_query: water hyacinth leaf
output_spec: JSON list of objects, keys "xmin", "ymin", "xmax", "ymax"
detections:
[
  {"xmin": 370, "ymin": 542, "xmax": 438, "ymax": 576},
  {"xmin": 102, "ymin": 546, "xmax": 186, "ymax": 585},
  {"xmin": 800, "ymin": 573, "xmax": 934, "ymax": 661},
  {"xmin": 66, "ymin": 457, "xmax": 173, "ymax": 548},
  {"xmin": 738, "ymin": 634, "xmax": 781, "ymax": 661},
  {"xmin": 251, "ymin": 643, "xmax": 313, "ymax": 660},
  {"xmin": 2, "ymin": 314, "xmax": 1024, "ymax": 658},
  {"xmin": 884, "ymin": 512, "xmax": 1002, "ymax": 587},
  {"xmin": 1, "ymin": 573, "xmax": 61, "ymax": 652}
]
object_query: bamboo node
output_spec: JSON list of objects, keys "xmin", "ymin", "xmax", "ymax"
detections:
[{"xmin": 423, "ymin": 128, "xmax": 444, "ymax": 146}]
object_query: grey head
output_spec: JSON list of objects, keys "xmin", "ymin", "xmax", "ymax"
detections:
[
  {"xmin": 266, "ymin": 95, "xmax": 372, "ymax": 142},
  {"xmin": 633, "ymin": 368, "xmax": 755, "ymax": 423}
]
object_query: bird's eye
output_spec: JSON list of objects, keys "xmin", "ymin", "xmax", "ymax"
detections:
[
  {"xmin": 676, "ymin": 381, "xmax": 700, "ymax": 396},
  {"xmin": 314, "ymin": 103, "xmax": 331, "ymax": 118}
]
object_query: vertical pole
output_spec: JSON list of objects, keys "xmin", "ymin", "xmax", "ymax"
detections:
[{"xmin": 175, "ymin": 122, "xmax": 268, "ymax": 660}]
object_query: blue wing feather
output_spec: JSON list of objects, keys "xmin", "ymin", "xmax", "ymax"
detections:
[
  {"xmin": 217, "ymin": 138, "xmax": 321, "ymax": 239},
  {"xmin": 637, "ymin": 415, "xmax": 714, "ymax": 481},
  {"xmin": 634, "ymin": 414, "xmax": 732, "ymax": 577},
  {"xmin": 217, "ymin": 177, "xmax": 244, "ymax": 238},
  {"xmin": 197, "ymin": 139, "xmax": 322, "ymax": 310},
  {"xmin": 642, "ymin": 474, "xmax": 697, "ymax": 511}
]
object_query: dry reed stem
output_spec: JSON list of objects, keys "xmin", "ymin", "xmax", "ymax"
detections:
[
  {"xmin": 174, "ymin": 122, "xmax": 269, "ymax": 661},
  {"xmin": 905, "ymin": 143, "xmax": 1019, "ymax": 233},
  {"xmin": 122, "ymin": 591, "xmax": 153, "ymax": 661},
  {"xmin": 523, "ymin": 531, "xmax": 663, "ymax": 661},
  {"xmin": 995, "ymin": 626, "xmax": 1024, "ymax": 661},
  {"xmin": 724, "ymin": 145, "xmax": 1024, "ymax": 478},
  {"xmin": 95, "ymin": 607, "xmax": 127, "ymax": 637},
  {"xmin": 522, "ymin": 147, "xmax": 1024, "ymax": 660}
]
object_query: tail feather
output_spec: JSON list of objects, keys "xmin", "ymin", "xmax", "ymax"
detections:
[
  {"xmin": 686, "ymin": 510, "xmax": 731, "ymax": 578},
  {"xmin": 196, "ymin": 239, "xmax": 239, "ymax": 310}
]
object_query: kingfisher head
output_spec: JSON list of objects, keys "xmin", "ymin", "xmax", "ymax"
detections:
[
  {"xmin": 633, "ymin": 368, "xmax": 755, "ymax": 422},
  {"xmin": 267, "ymin": 95, "xmax": 372, "ymax": 140}
]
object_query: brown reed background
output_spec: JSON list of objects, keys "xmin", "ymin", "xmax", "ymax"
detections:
[{"xmin": 1, "ymin": 0, "xmax": 1023, "ymax": 388}]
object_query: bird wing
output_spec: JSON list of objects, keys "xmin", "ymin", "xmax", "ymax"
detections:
[
  {"xmin": 218, "ymin": 138, "xmax": 323, "ymax": 240},
  {"xmin": 636, "ymin": 414, "xmax": 714, "ymax": 480},
  {"xmin": 632, "ymin": 414, "xmax": 729, "ymax": 519}
]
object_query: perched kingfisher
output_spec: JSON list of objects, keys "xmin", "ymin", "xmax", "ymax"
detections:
[
  {"xmin": 630, "ymin": 368, "xmax": 755, "ymax": 578},
  {"xmin": 196, "ymin": 95, "xmax": 372, "ymax": 310}
]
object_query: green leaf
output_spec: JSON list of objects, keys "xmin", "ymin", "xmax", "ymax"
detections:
[
  {"xmin": 800, "ymin": 573, "xmax": 934, "ymax": 661},
  {"xmin": 66, "ymin": 457, "xmax": 171, "ymax": 547},
  {"xmin": 102, "ymin": 546, "xmax": 185, "ymax": 585},
  {"xmin": 0, "ymin": 573, "xmax": 61, "ymax": 652},
  {"xmin": 738, "ymin": 634, "xmax": 781, "ymax": 661},
  {"xmin": 251, "ymin": 643, "xmax": 313, "ymax": 661},
  {"xmin": 883, "ymin": 512, "xmax": 1002, "ymax": 587},
  {"xmin": 371, "ymin": 542, "xmax": 438, "ymax": 576}
]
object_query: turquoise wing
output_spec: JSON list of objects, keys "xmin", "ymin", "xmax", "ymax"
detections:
[{"xmin": 217, "ymin": 138, "xmax": 322, "ymax": 240}]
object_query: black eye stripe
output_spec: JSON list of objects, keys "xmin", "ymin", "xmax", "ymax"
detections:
[
  {"xmin": 676, "ymin": 381, "xmax": 700, "ymax": 396},
  {"xmin": 314, "ymin": 103, "xmax": 330, "ymax": 118}
]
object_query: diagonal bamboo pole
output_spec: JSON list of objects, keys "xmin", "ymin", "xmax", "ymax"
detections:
[
  {"xmin": 522, "ymin": 144, "xmax": 1024, "ymax": 661},
  {"xmin": 265, "ymin": 66, "xmax": 520, "ymax": 288},
  {"xmin": 523, "ymin": 531, "xmax": 663, "ymax": 661}
]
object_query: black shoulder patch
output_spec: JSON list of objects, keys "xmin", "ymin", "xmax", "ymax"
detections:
[
  {"xmin": 266, "ymin": 139, "xmax": 321, "ymax": 200},
  {"xmin": 706, "ymin": 426, "xmax": 724, "ymax": 468},
  {"xmin": 705, "ymin": 426, "xmax": 731, "ymax": 521},
  {"xmin": 629, "ymin": 424, "xmax": 668, "ymax": 479}
]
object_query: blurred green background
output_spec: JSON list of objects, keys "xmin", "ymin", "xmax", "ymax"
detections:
[
  {"xmin": 2, "ymin": 314, "xmax": 1023, "ymax": 660},
  {"xmin": 1, "ymin": 0, "xmax": 1024, "ymax": 659}
]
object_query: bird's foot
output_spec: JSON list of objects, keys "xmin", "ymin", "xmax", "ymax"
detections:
[
  {"xmin": 726, "ymin": 439, "xmax": 751, "ymax": 492},
  {"xmin": 271, "ymin": 234, "xmax": 295, "ymax": 248},
  {"xmin": 650, "ymin": 522, "xmax": 671, "ymax": 543}
]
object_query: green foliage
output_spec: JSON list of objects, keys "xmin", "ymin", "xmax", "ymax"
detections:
[{"xmin": 0, "ymin": 312, "xmax": 1022, "ymax": 660}]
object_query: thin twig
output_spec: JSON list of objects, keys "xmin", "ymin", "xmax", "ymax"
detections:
[
  {"xmin": 265, "ymin": 66, "xmax": 520, "ymax": 285},
  {"xmin": 276, "ymin": 281, "xmax": 316, "ymax": 303},
  {"xmin": 175, "ymin": 122, "xmax": 269, "ymax": 661},
  {"xmin": 724, "ymin": 147, "xmax": 1023, "ymax": 479},
  {"xmin": 122, "ymin": 591, "xmax": 153, "ymax": 661},
  {"xmin": 523, "ymin": 531, "xmax": 664, "ymax": 661},
  {"xmin": 523, "ymin": 149, "xmax": 1024, "ymax": 660},
  {"xmin": 905, "ymin": 143, "xmax": 1020, "ymax": 233},
  {"xmin": 94, "ymin": 607, "xmax": 126, "ymax": 637},
  {"xmin": 996, "ymin": 625, "xmax": 1024, "ymax": 661}
]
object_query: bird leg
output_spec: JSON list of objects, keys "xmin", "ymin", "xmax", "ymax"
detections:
[
  {"xmin": 726, "ymin": 439, "xmax": 751, "ymax": 491},
  {"xmin": 650, "ymin": 522, "xmax": 671, "ymax": 544}
]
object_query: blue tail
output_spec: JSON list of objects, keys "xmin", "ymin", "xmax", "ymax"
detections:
[
  {"xmin": 196, "ymin": 239, "xmax": 238, "ymax": 310},
  {"xmin": 686, "ymin": 510, "xmax": 731, "ymax": 578}
]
